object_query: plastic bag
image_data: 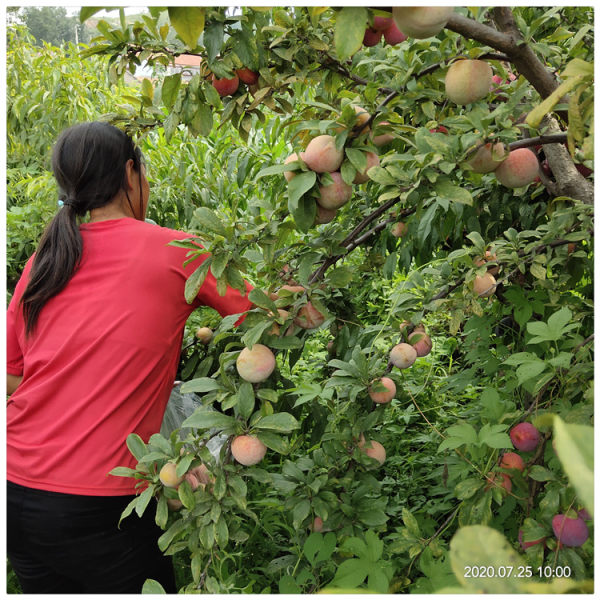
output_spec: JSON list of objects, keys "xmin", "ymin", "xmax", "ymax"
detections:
[{"xmin": 160, "ymin": 384, "xmax": 227, "ymax": 460}]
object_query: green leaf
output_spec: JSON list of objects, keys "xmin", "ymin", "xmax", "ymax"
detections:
[
  {"xmin": 126, "ymin": 433, "xmax": 148, "ymax": 461},
  {"xmin": 401, "ymin": 508, "xmax": 420, "ymax": 538},
  {"xmin": 547, "ymin": 306, "xmax": 573, "ymax": 336},
  {"xmin": 178, "ymin": 479, "xmax": 195, "ymax": 510},
  {"xmin": 304, "ymin": 532, "xmax": 323, "ymax": 566},
  {"xmin": 357, "ymin": 508, "xmax": 388, "ymax": 527},
  {"xmin": 327, "ymin": 266, "xmax": 354, "ymax": 288},
  {"xmin": 168, "ymin": 7, "xmax": 205, "ymax": 49},
  {"xmin": 161, "ymin": 74, "xmax": 181, "ymax": 111},
  {"xmin": 288, "ymin": 170, "xmax": 316, "ymax": 205},
  {"xmin": 367, "ymin": 567, "xmax": 390, "ymax": 594},
  {"xmin": 237, "ymin": 382, "xmax": 255, "ymax": 420},
  {"xmin": 293, "ymin": 498, "xmax": 311, "ymax": 529},
  {"xmin": 254, "ymin": 412, "xmax": 299, "ymax": 432},
  {"xmin": 528, "ymin": 465, "xmax": 556, "ymax": 482},
  {"xmin": 345, "ymin": 148, "xmax": 367, "ymax": 172},
  {"xmin": 288, "ymin": 172, "xmax": 317, "ymax": 231},
  {"xmin": 279, "ymin": 575, "xmax": 302, "ymax": 594},
  {"xmin": 335, "ymin": 7, "xmax": 368, "ymax": 61},
  {"xmin": 185, "ymin": 258, "xmax": 211, "ymax": 304},
  {"xmin": 191, "ymin": 104, "xmax": 213, "ymax": 137},
  {"xmin": 331, "ymin": 558, "xmax": 370, "ymax": 589},
  {"xmin": 135, "ymin": 485, "xmax": 155, "ymax": 517},
  {"xmin": 478, "ymin": 424, "xmax": 512, "ymax": 449},
  {"xmin": 211, "ymin": 251, "xmax": 230, "ymax": 279},
  {"xmin": 248, "ymin": 288, "xmax": 278, "ymax": 312},
  {"xmin": 155, "ymin": 494, "xmax": 168, "ymax": 529},
  {"xmin": 553, "ymin": 416, "xmax": 593, "ymax": 516},
  {"xmin": 194, "ymin": 207, "xmax": 227, "ymax": 236},
  {"xmin": 80, "ymin": 7, "xmax": 105, "ymax": 23},
  {"xmin": 204, "ymin": 21, "xmax": 224, "ymax": 62},
  {"xmin": 454, "ymin": 478, "xmax": 483, "ymax": 500},
  {"xmin": 364, "ymin": 529, "xmax": 384, "ymax": 563},
  {"xmin": 108, "ymin": 466, "xmax": 138, "ymax": 478},
  {"xmin": 526, "ymin": 76, "xmax": 586, "ymax": 128},
  {"xmin": 142, "ymin": 579, "xmax": 166, "ymax": 594},
  {"xmin": 182, "ymin": 408, "xmax": 237, "ymax": 430},
  {"xmin": 450, "ymin": 525, "xmax": 527, "ymax": 592},
  {"xmin": 438, "ymin": 423, "xmax": 478, "ymax": 451},
  {"xmin": 516, "ymin": 359, "xmax": 548, "ymax": 386},
  {"xmin": 435, "ymin": 178, "xmax": 473, "ymax": 206},
  {"xmin": 256, "ymin": 431, "xmax": 290, "ymax": 454},
  {"xmin": 180, "ymin": 377, "xmax": 221, "ymax": 394}
]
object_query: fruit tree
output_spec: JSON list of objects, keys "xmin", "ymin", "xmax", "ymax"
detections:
[{"xmin": 13, "ymin": 6, "xmax": 595, "ymax": 594}]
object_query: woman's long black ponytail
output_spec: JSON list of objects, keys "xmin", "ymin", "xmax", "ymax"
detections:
[{"xmin": 21, "ymin": 122, "xmax": 143, "ymax": 336}]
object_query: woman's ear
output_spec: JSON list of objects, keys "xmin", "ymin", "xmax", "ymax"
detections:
[{"xmin": 124, "ymin": 158, "xmax": 137, "ymax": 191}]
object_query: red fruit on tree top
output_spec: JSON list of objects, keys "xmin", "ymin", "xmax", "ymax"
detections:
[
  {"xmin": 552, "ymin": 514, "xmax": 589, "ymax": 547},
  {"xmin": 236, "ymin": 68, "xmax": 259, "ymax": 85},
  {"xmin": 499, "ymin": 451, "xmax": 525, "ymax": 472},
  {"xmin": 372, "ymin": 15, "xmax": 393, "ymax": 31},
  {"xmin": 382, "ymin": 22, "xmax": 407, "ymax": 46},
  {"xmin": 363, "ymin": 27, "xmax": 383, "ymax": 47},
  {"xmin": 509, "ymin": 422, "xmax": 540, "ymax": 452}
]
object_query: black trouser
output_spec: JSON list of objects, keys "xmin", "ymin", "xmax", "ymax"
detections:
[{"xmin": 7, "ymin": 480, "xmax": 177, "ymax": 594}]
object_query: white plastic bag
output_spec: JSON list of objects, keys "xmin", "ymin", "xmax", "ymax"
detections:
[{"xmin": 160, "ymin": 384, "xmax": 227, "ymax": 460}]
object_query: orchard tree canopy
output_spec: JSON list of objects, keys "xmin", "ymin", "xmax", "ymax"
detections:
[{"xmin": 8, "ymin": 6, "xmax": 593, "ymax": 594}]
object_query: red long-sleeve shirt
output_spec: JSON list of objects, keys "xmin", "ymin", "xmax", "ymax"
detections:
[{"xmin": 7, "ymin": 218, "xmax": 252, "ymax": 495}]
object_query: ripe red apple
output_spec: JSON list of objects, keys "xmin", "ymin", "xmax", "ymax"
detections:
[
  {"xmin": 509, "ymin": 422, "xmax": 540, "ymax": 452},
  {"xmin": 310, "ymin": 516, "xmax": 324, "ymax": 532},
  {"xmin": 363, "ymin": 27, "xmax": 382, "ymax": 47},
  {"xmin": 358, "ymin": 437, "xmax": 386, "ymax": 465},
  {"xmin": 211, "ymin": 73, "xmax": 239, "ymax": 97},
  {"xmin": 552, "ymin": 514, "xmax": 589, "ymax": 547},
  {"xmin": 236, "ymin": 67, "xmax": 259, "ymax": 85},
  {"xmin": 302, "ymin": 135, "xmax": 344, "ymax": 173},
  {"xmin": 382, "ymin": 21, "xmax": 407, "ymax": 46},
  {"xmin": 391, "ymin": 221, "xmax": 408, "ymax": 238},
  {"xmin": 231, "ymin": 434, "xmax": 267, "ymax": 466},
  {"xmin": 473, "ymin": 272, "xmax": 497, "ymax": 298},
  {"xmin": 389, "ymin": 343, "xmax": 417, "ymax": 369},
  {"xmin": 494, "ymin": 148, "xmax": 539, "ymax": 188},
  {"xmin": 445, "ymin": 59, "xmax": 493, "ymax": 105},
  {"xmin": 195, "ymin": 326, "xmax": 213, "ymax": 344},
  {"xmin": 465, "ymin": 142, "xmax": 508, "ymax": 174},
  {"xmin": 372, "ymin": 16, "xmax": 393, "ymax": 31},
  {"xmin": 408, "ymin": 330, "xmax": 432, "ymax": 357},
  {"xmin": 294, "ymin": 301, "xmax": 325, "ymax": 330},
  {"xmin": 236, "ymin": 344, "xmax": 276, "ymax": 383},
  {"xmin": 391, "ymin": 6, "xmax": 454, "ymax": 39},
  {"xmin": 368, "ymin": 376, "xmax": 396, "ymax": 404},
  {"xmin": 317, "ymin": 172, "xmax": 353, "ymax": 209},
  {"xmin": 499, "ymin": 452, "xmax": 525, "ymax": 472}
]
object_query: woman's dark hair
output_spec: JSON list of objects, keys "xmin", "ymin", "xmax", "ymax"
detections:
[{"xmin": 21, "ymin": 122, "xmax": 144, "ymax": 336}]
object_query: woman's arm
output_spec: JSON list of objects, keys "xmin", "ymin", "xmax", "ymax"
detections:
[{"xmin": 7, "ymin": 374, "xmax": 23, "ymax": 396}]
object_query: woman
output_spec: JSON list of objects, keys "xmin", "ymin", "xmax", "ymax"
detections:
[{"xmin": 6, "ymin": 122, "xmax": 253, "ymax": 593}]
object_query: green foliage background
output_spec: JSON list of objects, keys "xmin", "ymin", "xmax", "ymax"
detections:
[{"xmin": 6, "ymin": 6, "xmax": 594, "ymax": 594}]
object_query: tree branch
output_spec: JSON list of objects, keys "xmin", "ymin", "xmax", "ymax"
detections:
[{"xmin": 446, "ymin": 10, "xmax": 562, "ymax": 103}]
